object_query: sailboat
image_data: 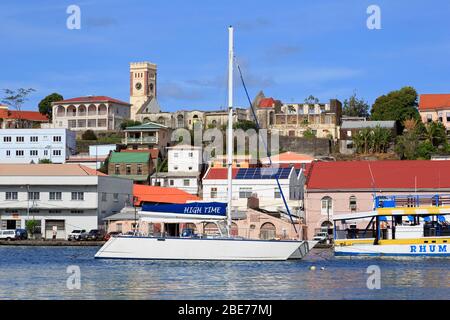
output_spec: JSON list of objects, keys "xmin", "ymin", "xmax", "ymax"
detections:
[{"xmin": 95, "ymin": 26, "xmax": 315, "ymax": 261}]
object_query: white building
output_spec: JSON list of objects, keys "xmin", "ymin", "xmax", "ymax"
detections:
[
  {"xmin": 49, "ymin": 96, "xmax": 131, "ymax": 131},
  {"xmin": 67, "ymin": 144, "xmax": 117, "ymax": 169},
  {"xmin": 150, "ymin": 145, "xmax": 203, "ymax": 195},
  {"xmin": 0, "ymin": 164, "xmax": 133, "ymax": 239},
  {"xmin": 0, "ymin": 128, "xmax": 76, "ymax": 164},
  {"xmin": 202, "ymin": 167, "xmax": 305, "ymax": 213}
]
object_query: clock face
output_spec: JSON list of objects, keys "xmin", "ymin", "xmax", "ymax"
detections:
[{"xmin": 135, "ymin": 82, "xmax": 142, "ymax": 90}]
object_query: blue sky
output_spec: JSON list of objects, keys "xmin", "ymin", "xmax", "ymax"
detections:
[{"xmin": 1, "ymin": 0, "xmax": 450, "ymax": 111}]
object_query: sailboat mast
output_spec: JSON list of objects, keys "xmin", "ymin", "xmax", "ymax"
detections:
[{"xmin": 226, "ymin": 26, "xmax": 234, "ymax": 236}]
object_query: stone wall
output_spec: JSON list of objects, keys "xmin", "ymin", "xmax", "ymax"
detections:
[{"xmin": 278, "ymin": 136, "xmax": 331, "ymax": 156}]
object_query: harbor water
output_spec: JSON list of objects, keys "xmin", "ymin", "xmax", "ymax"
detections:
[{"xmin": 0, "ymin": 246, "xmax": 448, "ymax": 300}]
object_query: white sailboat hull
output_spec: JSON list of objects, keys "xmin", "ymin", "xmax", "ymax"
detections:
[{"xmin": 95, "ymin": 236, "xmax": 309, "ymax": 261}]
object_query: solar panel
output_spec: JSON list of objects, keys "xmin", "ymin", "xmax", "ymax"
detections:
[{"xmin": 233, "ymin": 167, "xmax": 292, "ymax": 180}]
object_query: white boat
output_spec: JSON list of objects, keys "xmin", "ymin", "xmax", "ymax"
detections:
[
  {"xmin": 333, "ymin": 194, "xmax": 450, "ymax": 257},
  {"xmin": 95, "ymin": 26, "xmax": 314, "ymax": 261}
]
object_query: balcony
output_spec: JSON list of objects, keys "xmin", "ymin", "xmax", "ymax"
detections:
[{"xmin": 122, "ymin": 136, "xmax": 157, "ymax": 144}]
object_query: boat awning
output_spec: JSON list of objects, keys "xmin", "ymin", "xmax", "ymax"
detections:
[
  {"xmin": 334, "ymin": 210, "xmax": 450, "ymax": 221},
  {"xmin": 333, "ymin": 211, "xmax": 378, "ymax": 221}
]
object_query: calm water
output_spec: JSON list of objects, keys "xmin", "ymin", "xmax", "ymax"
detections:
[{"xmin": 0, "ymin": 246, "xmax": 448, "ymax": 300}]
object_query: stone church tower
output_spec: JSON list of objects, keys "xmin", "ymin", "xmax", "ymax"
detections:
[{"xmin": 129, "ymin": 61, "xmax": 158, "ymax": 120}]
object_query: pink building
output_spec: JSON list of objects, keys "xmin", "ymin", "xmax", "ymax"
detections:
[
  {"xmin": 419, "ymin": 94, "xmax": 450, "ymax": 132},
  {"xmin": 304, "ymin": 160, "xmax": 450, "ymax": 239}
]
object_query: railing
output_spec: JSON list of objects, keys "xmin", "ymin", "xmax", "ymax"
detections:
[
  {"xmin": 122, "ymin": 136, "xmax": 157, "ymax": 144},
  {"xmin": 375, "ymin": 194, "xmax": 450, "ymax": 208}
]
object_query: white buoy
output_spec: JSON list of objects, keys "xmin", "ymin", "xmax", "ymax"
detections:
[
  {"xmin": 309, "ymin": 266, "xmax": 316, "ymax": 271},
  {"xmin": 320, "ymin": 267, "xmax": 325, "ymax": 270}
]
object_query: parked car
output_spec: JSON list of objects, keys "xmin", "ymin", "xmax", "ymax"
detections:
[
  {"xmin": 15, "ymin": 229, "xmax": 28, "ymax": 240},
  {"xmin": 104, "ymin": 231, "xmax": 121, "ymax": 241},
  {"xmin": 68, "ymin": 229, "xmax": 86, "ymax": 241},
  {"xmin": 313, "ymin": 232, "xmax": 329, "ymax": 243},
  {"xmin": 0, "ymin": 230, "xmax": 16, "ymax": 241},
  {"xmin": 83, "ymin": 229, "xmax": 105, "ymax": 241}
]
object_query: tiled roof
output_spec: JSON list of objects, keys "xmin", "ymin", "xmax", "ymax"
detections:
[
  {"xmin": 258, "ymin": 97, "xmax": 275, "ymax": 108},
  {"xmin": 0, "ymin": 164, "xmax": 106, "ymax": 176},
  {"xmin": 125, "ymin": 122, "xmax": 167, "ymax": 131},
  {"xmin": 133, "ymin": 184, "xmax": 200, "ymax": 205},
  {"xmin": 306, "ymin": 160, "xmax": 450, "ymax": 190},
  {"xmin": 109, "ymin": 152, "xmax": 150, "ymax": 163},
  {"xmin": 419, "ymin": 94, "xmax": 450, "ymax": 111},
  {"xmin": 262, "ymin": 151, "xmax": 314, "ymax": 163},
  {"xmin": 53, "ymin": 96, "xmax": 131, "ymax": 106},
  {"xmin": 0, "ymin": 109, "xmax": 48, "ymax": 121},
  {"xmin": 203, "ymin": 168, "xmax": 239, "ymax": 180}
]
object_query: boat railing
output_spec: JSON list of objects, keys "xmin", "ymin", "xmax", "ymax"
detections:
[{"xmin": 375, "ymin": 194, "xmax": 450, "ymax": 209}]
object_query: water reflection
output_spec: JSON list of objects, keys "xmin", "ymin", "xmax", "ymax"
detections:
[{"xmin": 0, "ymin": 247, "xmax": 448, "ymax": 300}]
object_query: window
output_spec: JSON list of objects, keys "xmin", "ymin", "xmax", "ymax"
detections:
[
  {"xmin": 6, "ymin": 192, "xmax": 18, "ymax": 200},
  {"xmin": 70, "ymin": 210, "xmax": 84, "ymax": 214},
  {"xmin": 239, "ymin": 187, "xmax": 253, "ymax": 199},
  {"xmin": 102, "ymin": 193, "xmax": 107, "ymax": 202},
  {"xmin": 30, "ymin": 150, "xmax": 38, "ymax": 156},
  {"xmin": 183, "ymin": 179, "xmax": 190, "ymax": 186},
  {"xmin": 137, "ymin": 164, "xmax": 142, "ymax": 175},
  {"xmin": 28, "ymin": 192, "xmax": 40, "ymax": 200},
  {"xmin": 347, "ymin": 130, "xmax": 352, "ymax": 137},
  {"xmin": 49, "ymin": 192, "xmax": 62, "ymax": 200},
  {"xmin": 29, "ymin": 209, "xmax": 40, "ymax": 214},
  {"xmin": 174, "ymin": 166, "xmax": 178, "ymax": 170},
  {"xmin": 49, "ymin": 210, "xmax": 62, "ymax": 214},
  {"xmin": 427, "ymin": 114, "xmax": 432, "ymax": 123},
  {"xmin": 170, "ymin": 180, "xmax": 174, "ymax": 186},
  {"xmin": 16, "ymin": 136, "xmax": 24, "ymax": 142},
  {"xmin": 349, "ymin": 196, "xmax": 357, "ymax": 211},
  {"xmin": 44, "ymin": 150, "xmax": 48, "ymax": 156},
  {"xmin": 16, "ymin": 150, "xmax": 24, "ymax": 156},
  {"xmin": 188, "ymin": 166, "xmax": 193, "ymax": 171},
  {"xmin": 447, "ymin": 113, "xmax": 450, "ymax": 122},
  {"xmin": 188, "ymin": 152, "xmax": 193, "ymax": 158},
  {"xmin": 211, "ymin": 187, "xmax": 218, "ymax": 199},
  {"xmin": 6, "ymin": 150, "xmax": 11, "ymax": 157},
  {"xmin": 113, "ymin": 193, "xmax": 119, "ymax": 202},
  {"xmin": 274, "ymin": 188, "xmax": 281, "ymax": 199},
  {"xmin": 30, "ymin": 136, "xmax": 38, "ymax": 142},
  {"xmin": 116, "ymin": 223, "xmax": 123, "ymax": 233},
  {"xmin": 174, "ymin": 152, "xmax": 179, "ymax": 158},
  {"xmin": 53, "ymin": 136, "xmax": 62, "ymax": 142},
  {"xmin": 114, "ymin": 164, "xmax": 120, "ymax": 175},
  {"xmin": 126, "ymin": 164, "xmax": 131, "ymax": 175},
  {"xmin": 3, "ymin": 136, "xmax": 11, "ymax": 142},
  {"xmin": 71, "ymin": 192, "xmax": 84, "ymax": 201},
  {"xmin": 321, "ymin": 196, "xmax": 333, "ymax": 215},
  {"xmin": 53, "ymin": 150, "xmax": 61, "ymax": 156}
]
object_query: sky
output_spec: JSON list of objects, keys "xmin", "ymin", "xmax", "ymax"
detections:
[{"xmin": 1, "ymin": 0, "xmax": 450, "ymax": 112}]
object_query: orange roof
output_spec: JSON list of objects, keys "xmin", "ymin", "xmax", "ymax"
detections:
[
  {"xmin": 419, "ymin": 94, "xmax": 450, "ymax": 111},
  {"xmin": 262, "ymin": 152, "xmax": 314, "ymax": 164},
  {"xmin": 258, "ymin": 97, "xmax": 275, "ymax": 108},
  {"xmin": 133, "ymin": 184, "xmax": 200, "ymax": 206},
  {"xmin": 0, "ymin": 164, "xmax": 106, "ymax": 176},
  {"xmin": 0, "ymin": 109, "xmax": 48, "ymax": 122}
]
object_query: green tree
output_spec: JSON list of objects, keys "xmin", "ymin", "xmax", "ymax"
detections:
[
  {"xmin": 82, "ymin": 130, "xmax": 97, "ymax": 140},
  {"xmin": 120, "ymin": 119, "xmax": 142, "ymax": 130},
  {"xmin": 416, "ymin": 141, "xmax": 436, "ymax": 160},
  {"xmin": 233, "ymin": 120, "xmax": 257, "ymax": 131},
  {"xmin": 371, "ymin": 86, "xmax": 419, "ymax": 123},
  {"xmin": 25, "ymin": 219, "xmax": 39, "ymax": 237},
  {"xmin": 302, "ymin": 128, "xmax": 316, "ymax": 139},
  {"xmin": 304, "ymin": 95, "xmax": 319, "ymax": 104},
  {"xmin": 1, "ymin": 88, "xmax": 36, "ymax": 128},
  {"xmin": 38, "ymin": 93, "xmax": 63, "ymax": 121},
  {"xmin": 422, "ymin": 121, "xmax": 447, "ymax": 148},
  {"xmin": 38, "ymin": 159, "xmax": 52, "ymax": 164},
  {"xmin": 342, "ymin": 93, "xmax": 370, "ymax": 118}
]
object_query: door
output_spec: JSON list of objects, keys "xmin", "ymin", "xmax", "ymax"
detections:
[{"xmin": 45, "ymin": 220, "xmax": 65, "ymax": 239}]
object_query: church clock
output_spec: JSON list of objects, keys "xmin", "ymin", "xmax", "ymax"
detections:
[{"xmin": 135, "ymin": 82, "xmax": 142, "ymax": 90}]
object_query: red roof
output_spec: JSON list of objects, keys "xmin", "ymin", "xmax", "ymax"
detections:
[
  {"xmin": 133, "ymin": 184, "xmax": 200, "ymax": 206},
  {"xmin": 258, "ymin": 97, "xmax": 275, "ymax": 108},
  {"xmin": 53, "ymin": 96, "xmax": 130, "ymax": 106},
  {"xmin": 0, "ymin": 109, "xmax": 48, "ymax": 122},
  {"xmin": 419, "ymin": 94, "xmax": 450, "ymax": 111},
  {"xmin": 204, "ymin": 168, "xmax": 239, "ymax": 180},
  {"xmin": 306, "ymin": 160, "xmax": 450, "ymax": 190}
]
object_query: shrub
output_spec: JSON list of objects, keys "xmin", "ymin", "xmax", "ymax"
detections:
[{"xmin": 82, "ymin": 130, "xmax": 97, "ymax": 140}]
